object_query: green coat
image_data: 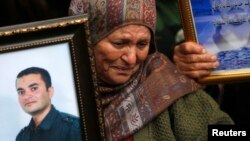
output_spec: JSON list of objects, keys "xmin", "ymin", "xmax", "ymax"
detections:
[{"xmin": 133, "ymin": 90, "xmax": 234, "ymax": 141}]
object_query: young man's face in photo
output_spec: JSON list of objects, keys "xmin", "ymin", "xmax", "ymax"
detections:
[{"xmin": 16, "ymin": 74, "xmax": 53, "ymax": 116}]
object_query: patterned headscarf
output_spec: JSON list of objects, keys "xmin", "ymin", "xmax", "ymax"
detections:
[
  {"xmin": 69, "ymin": 0, "xmax": 156, "ymax": 50},
  {"xmin": 69, "ymin": 1, "xmax": 200, "ymax": 141}
]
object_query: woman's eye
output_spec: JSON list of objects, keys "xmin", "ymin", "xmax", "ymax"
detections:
[
  {"xmin": 113, "ymin": 41, "xmax": 125, "ymax": 48},
  {"xmin": 137, "ymin": 42, "xmax": 149, "ymax": 49}
]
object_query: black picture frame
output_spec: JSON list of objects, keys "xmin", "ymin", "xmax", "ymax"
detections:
[{"xmin": 0, "ymin": 14, "xmax": 105, "ymax": 141}]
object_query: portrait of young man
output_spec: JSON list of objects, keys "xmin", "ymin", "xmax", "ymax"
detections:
[{"xmin": 15, "ymin": 67, "xmax": 82, "ymax": 141}]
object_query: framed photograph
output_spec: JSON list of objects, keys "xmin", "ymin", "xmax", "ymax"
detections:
[
  {"xmin": 0, "ymin": 14, "xmax": 105, "ymax": 141},
  {"xmin": 177, "ymin": 0, "xmax": 250, "ymax": 84}
]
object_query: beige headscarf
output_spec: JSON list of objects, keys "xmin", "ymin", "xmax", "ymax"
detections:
[{"xmin": 69, "ymin": 0, "xmax": 200, "ymax": 141}]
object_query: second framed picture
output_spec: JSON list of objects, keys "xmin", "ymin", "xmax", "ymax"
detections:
[{"xmin": 178, "ymin": 0, "xmax": 250, "ymax": 84}]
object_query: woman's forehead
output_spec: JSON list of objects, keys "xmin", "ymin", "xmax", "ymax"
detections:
[
  {"xmin": 113, "ymin": 25, "xmax": 150, "ymax": 34},
  {"xmin": 104, "ymin": 25, "xmax": 151, "ymax": 42}
]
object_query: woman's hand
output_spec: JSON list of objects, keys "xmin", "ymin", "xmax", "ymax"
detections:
[{"xmin": 173, "ymin": 41, "xmax": 219, "ymax": 79}]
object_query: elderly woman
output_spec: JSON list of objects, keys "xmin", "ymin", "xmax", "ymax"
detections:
[{"xmin": 69, "ymin": 0, "xmax": 233, "ymax": 141}]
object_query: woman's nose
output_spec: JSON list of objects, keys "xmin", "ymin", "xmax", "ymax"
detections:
[{"xmin": 121, "ymin": 47, "xmax": 137, "ymax": 65}]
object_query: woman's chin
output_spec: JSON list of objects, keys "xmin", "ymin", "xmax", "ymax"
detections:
[{"xmin": 105, "ymin": 76, "xmax": 131, "ymax": 85}]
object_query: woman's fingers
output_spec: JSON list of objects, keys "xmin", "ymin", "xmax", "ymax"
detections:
[{"xmin": 174, "ymin": 41, "xmax": 219, "ymax": 79}]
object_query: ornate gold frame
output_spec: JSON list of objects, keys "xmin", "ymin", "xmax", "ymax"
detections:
[{"xmin": 0, "ymin": 14, "xmax": 105, "ymax": 141}]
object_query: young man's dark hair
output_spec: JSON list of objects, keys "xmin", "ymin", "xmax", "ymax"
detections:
[{"xmin": 16, "ymin": 67, "xmax": 52, "ymax": 89}]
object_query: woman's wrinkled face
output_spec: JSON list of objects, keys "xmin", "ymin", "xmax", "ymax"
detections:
[{"xmin": 94, "ymin": 25, "xmax": 151, "ymax": 85}]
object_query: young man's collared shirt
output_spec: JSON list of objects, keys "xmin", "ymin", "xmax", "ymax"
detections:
[{"xmin": 16, "ymin": 105, "xmax": 83, "ymax": 141}]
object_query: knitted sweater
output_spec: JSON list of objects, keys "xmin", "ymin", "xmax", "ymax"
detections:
[{"xmin": 133, "ymin": 90, "xmax": 234, "ymax": 141}]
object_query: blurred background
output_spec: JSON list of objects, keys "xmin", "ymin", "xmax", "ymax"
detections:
[{"xmin": 0, "ymin": 0, "xmax": 70, "ymax": 27}]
